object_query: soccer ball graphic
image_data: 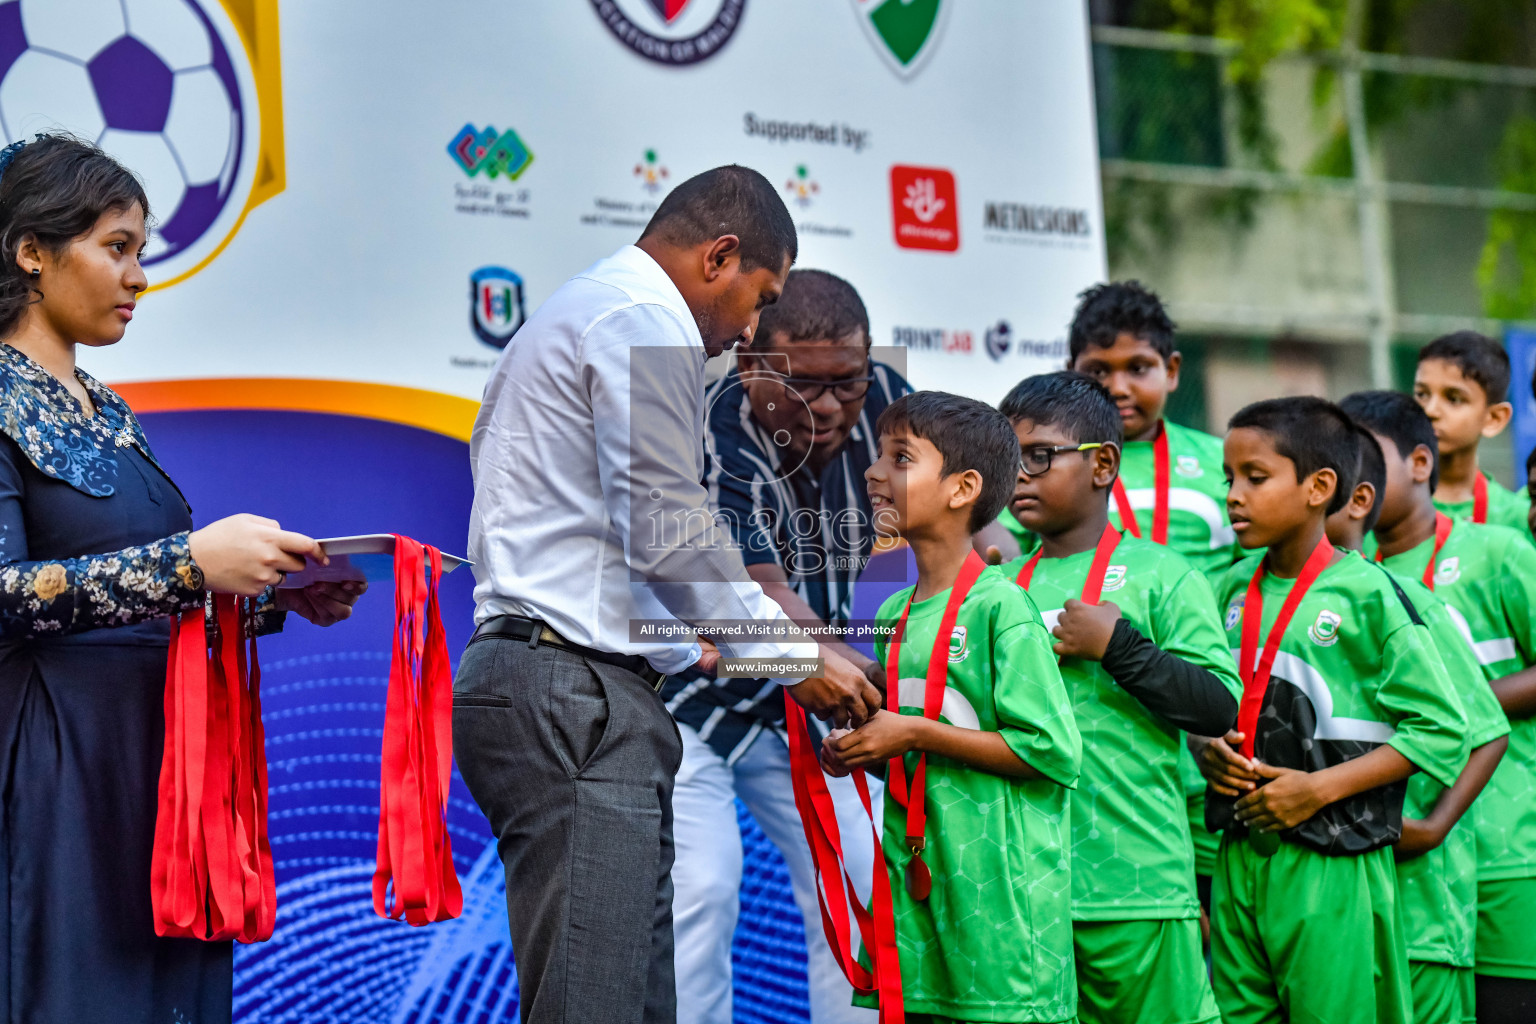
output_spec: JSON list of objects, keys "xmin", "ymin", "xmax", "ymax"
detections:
[{"xmin": 0, "ymin": 0, "xmax": 247, "ymax": 265}]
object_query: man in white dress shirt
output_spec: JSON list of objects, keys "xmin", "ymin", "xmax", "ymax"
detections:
[{"xmin": 454, "ymin": 166, "xmax": 882, "ymax": 1024}]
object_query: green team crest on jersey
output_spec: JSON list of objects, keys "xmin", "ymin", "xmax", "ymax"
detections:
[
  {"xmin": 947, "ymin": 624, "xmax": 967, "ymax": 663},
  {"xmin": 1309, "ymin": 609, "xmax": 1343, "ymax": 646},
  {"xmin": 852, "ymin": 0, "xmax": 948, "ymax": 77}
]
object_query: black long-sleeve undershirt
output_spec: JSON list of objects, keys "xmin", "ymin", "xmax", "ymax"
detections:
[{"xmin": 1098, "ymin": 618, "xmax": 1239, "ymax": 736}]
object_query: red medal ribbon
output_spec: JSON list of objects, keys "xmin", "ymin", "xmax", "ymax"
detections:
[
  {"xmin": 1473, "ymin": 472, "xmax": 1489, "ymax": 524},
  {"xmin": 151, "ymin": 595, "xmax": 276, "ymax": 943},
  {"xmin": 373, "ymin": 536, "xmax": 464, "ymax": 926},
  {"xmin": 1014, "ymin": 522, "xmax": 1121, "ymax": 600},
  {"xmin": 1375, "ymin": 512, "xmax": 1452, "ymax": 591},
  {"xmin": 1110, "ymin": 423, "xmax": 1169, "ymax": 545},
  {"xmin": 786, "ymin": 698, "xmax": 903, "ymax": 1024},
  {"xmin": 1236, "ymin": 537, "xmax": 1335, "ymax": 760},
  {"xmin": 153, "ymin": 535, "xmax": 464, "ymax": 942},
  {"xmin": 884, "ymin": 551, "xmax": 987, "ymax": 857}
]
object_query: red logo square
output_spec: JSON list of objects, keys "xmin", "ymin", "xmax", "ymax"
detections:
[{"xmin": 890, "ymin": 165, "xmax": 959, "ymax": 252}]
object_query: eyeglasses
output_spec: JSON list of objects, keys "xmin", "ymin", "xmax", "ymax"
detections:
[
  {"xmin": 1019, "ymin": 443, "xmax": 1108, "ymax": 476},
  {"xmin": 752, "ymin": 366, "xmax": 876, "ymax": 403}
]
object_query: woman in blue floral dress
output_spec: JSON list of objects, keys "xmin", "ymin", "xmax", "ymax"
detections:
[{"xmin": 0, "ymin": 135, "xmax": 363, "ymax": 1022}]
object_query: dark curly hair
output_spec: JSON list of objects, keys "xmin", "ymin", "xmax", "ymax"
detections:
[
  {"xmin": 0, "ymin": 134, "xmax": 149, "ymax": 338},
  {"xmin": 1067, "ymin": 280, "xmax": 1177, "ymax": 363}
]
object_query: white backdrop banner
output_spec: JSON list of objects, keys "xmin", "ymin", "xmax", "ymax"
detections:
[{"xmin": 1, "ymin": 0, "xmax": 1105, "ymax": 412}]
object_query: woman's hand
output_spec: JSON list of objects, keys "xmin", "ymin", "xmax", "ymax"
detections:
[
  {"xmin": 188, "ymin": 514, "xmax": 324, "ymax": 596},
  {"xmin": 277, "ymin": 580, "xmax": 366, "ymax": 627}
]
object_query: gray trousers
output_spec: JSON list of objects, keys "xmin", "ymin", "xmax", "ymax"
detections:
[{"xmin": 453, "ymin": 636, "xmax": 684, "ymax": 1024}]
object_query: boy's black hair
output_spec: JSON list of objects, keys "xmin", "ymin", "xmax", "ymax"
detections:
[
  {"xmin": 1352, "ymin": 425, "xmax": 1388, "ymax": 534},
  {"xmin": 1227, "ymin": 396, "xmax": 1354, "ymax": 515},
  {"xmin": 749, "ymin": 268, "xmax": 868, "ymax": 351},
  {"xmin": 640, "ymin": 165, "xmax": 796, "ymax": 273},
  {"xmin": 876, "ymin": 391, "xmax": 1021, "ymax": 533},
  {"xmin": 1526, "ymin": 444, "xmax": 1536, "ymax": 477},
  {"xmin": 999, "ymin": 371, "xmax": 1124, "ymax": 448},
  {"xmin": 1067, "ymin": 280, "xmax": 1177, "ymax": 363},
  {"xmin": 1339, "ymin": 390, "xmax": 1441, "ymax": 492},
  {"xmin": 1418, "ymin": 330, "xmax": 1511, "ymax": 404}
]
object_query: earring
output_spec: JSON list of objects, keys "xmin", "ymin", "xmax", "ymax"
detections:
[{"xmin": 28, "ymin": 268, "xmax": 37, "ymax": 279}]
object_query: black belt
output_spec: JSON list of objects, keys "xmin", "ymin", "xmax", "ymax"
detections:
[{"xmin": 471, "ymin": 614, "xmax": 668, "ymax": 693}]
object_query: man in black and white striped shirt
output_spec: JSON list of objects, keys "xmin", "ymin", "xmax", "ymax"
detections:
[{"xmin": 662, "ymin": 270, "xmax": 909, "ymax": 1024}]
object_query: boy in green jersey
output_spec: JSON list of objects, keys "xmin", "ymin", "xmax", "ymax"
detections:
[
  {"xmin": 1069, "ymin": 282, "xmax": 1239, "ymax": 900},
  {"xmin": 1414, "ymin": 331, "xmax": 1531, "ymax": 533},
  {"xmin": 996, "ymin": 371, "xmax": 1239, "ymax": 1024},
  {"xmin": 1342, "ymin": 389, "xmax": 1536, "ymax": 1023},
  {"xmin": 1193, "ymin": 396, "xmax": 1468, "ymax": 1024},
  {"xmin": 823, "ymin": 391, "xmax": 1083, "ymax": 1024},
  {"xmin": 1331, "ymin": 413, "xmax": 1510, "ymax": 1023}
]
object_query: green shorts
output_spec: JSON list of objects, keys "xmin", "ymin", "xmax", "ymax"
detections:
[
  {"xmin": 1409, "ymin": 960, "xmax": 1474, "ymax": 1024},
  {"xmin": 1074, "ymin": 918, "xmax": 1219, "ymax": 1024},
  {"xmin": 1211, "ymin": 834, "xmax": 1411, "ymax": 1024},
  {"xmin": 1476, "ymin": 878, "xmax": 1536, "ymax": 980}
]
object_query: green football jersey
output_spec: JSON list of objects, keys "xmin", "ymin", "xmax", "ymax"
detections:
[
  {"xmin": 1377, "ymin": 521, "xmax": 1536, "ymax": 882},
  {"xmin": 1112, "ymin": 420, "xmax": 1240, "ymax": 577},
  {"xmin": 1434, "ymin": 473, "xmax": 1532, "ymax": 538},
  {"xmin": 1001, "ymin": 536, "xmax": 1241, "ymax": 922},
  {"xmin": 1382, "ymin": 570, "xmax": 1510, "ymax": 968},
  {"xmin": 1211, "ymin": 552, "xmax": 1468, "ymax": 855},
  {"xmin": 863, "ymin": 567, "xmax": 1082, "ymax": 1022}
]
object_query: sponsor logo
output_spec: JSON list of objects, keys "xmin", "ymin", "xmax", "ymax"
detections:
[
  {"xmin": 1102, "ymin": 565, "xmax": 1127, "ymax": 592},
  {"xmin": 744, "ymin": 112, "xmax": 871, "ymax": 152},
  {"xmin": 1434, "ymin": 556, "xmax": 1461, "ymax": 586},
  {"xmin": 983, "ymin": 321, "xmax": 1067, "ymax": 362},
  {"xmin": 470, "ymin": 267, "xmax": 526, "ymax": 349},
  {"xmin": 948, "ymin": 624, "xmax": 968, "ymax": 663},
  {"xmin": 890, "ymin": 165, "xmax": 959, "ymax": 252},
  {"xmin": 1176, "ymin": 455, "xmax": 1203, "ymax": 478},
  {"xmin": 852, "ymin": 0, "xmax": 948, "ymax": 79},
  {"xmin": 984, "ymin": 320, "xmax": 1011, "ymax": 361},
  {"xmin": 448, "ymin": 123, "xmax": 533, "ymax": 219},
  {"xmin": 782, "ymin": 164, "xmax": 854, "ymax": 239},
  {"xmin": 981, "ymin": 201, "xmax": 1093, "ymax": 248},
  {"xmin": 447, "ymin": 124, "xmax": 534, "ymax": 180},
  {"xmin": 635, "ymin": 148, "xmax": 670, "ymax": 193},
  {"xmin": 592, "ymin": 0, "xmax": 745, "ymax": 66},
  {"xmin": 1309, "ymin": 610, "xmax": 1342, "ymax": 647},
  {"xmin": 0, "ymin": 0, "xmax": 280, "ymax": 288},
  {"xmin": 1225, "ymin": 597, "xmax": 1243, "ymax": 631},
  {"xmin": 581, "ymin": 151, "xmax": 666, "ymax": 229},
  {"xmin": 892, "ymin": 326, "xmax": 972, "ymax": 354},
  {"xmin": 784, "ymin": 165, "xmax": 818, "ymax": 207}
]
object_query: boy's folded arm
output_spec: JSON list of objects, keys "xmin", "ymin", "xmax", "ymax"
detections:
[
  {"xmin": 1489, "ymin": 665, "xmax": 1536, "ymax": 720},
  {"xmin": 1099, "ymin": 619, "xmax": 1239, "ymax": 735},
  {"xmin": 1400, "ymin": 734, "xmax": 1509, "ymax": 858},
  {"xmin": 1235, "ymin": 745, "xmax": 1417, "ymax": 832}
]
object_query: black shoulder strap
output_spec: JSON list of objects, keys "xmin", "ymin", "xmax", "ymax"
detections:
[{"xmin": 1370, "ymin": 563, "xmax": 1425, "ymax": 628}]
